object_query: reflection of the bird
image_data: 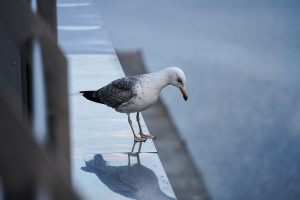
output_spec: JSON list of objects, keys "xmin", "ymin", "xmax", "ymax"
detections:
[{"xmin": 81, "ymin": 142, "xmax": 175, "ymax": 200}]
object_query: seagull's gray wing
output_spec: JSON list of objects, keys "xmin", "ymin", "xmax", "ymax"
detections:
[{"xmin": 97, "ymin": 76, "xmax": 138, "ymax": 108}]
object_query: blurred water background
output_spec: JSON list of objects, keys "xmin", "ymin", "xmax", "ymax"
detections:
[{"xmin": 94, "ymin": 0, "xmax": 300, "ymax": 199}]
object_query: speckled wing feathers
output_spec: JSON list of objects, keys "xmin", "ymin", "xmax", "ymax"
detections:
[{"xmin": 96, "ymin": 76, "xmax": 138, "ymax": 108}]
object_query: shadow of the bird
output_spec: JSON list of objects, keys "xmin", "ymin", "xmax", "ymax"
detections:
[{"xmin": 81, "ymin": 153, "xmax": 175, "ymax": 200}]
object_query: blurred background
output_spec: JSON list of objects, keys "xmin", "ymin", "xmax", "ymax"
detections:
[
  {"xmin": 95, "ymin": 0, "xmax": 300, "ymax": 200},
  {"xmin": 1, "ymin": 0, "xmax": 300, "ymax": 199}
]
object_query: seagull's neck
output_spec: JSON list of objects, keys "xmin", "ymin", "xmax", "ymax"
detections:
[{"xmin": 149, "ymin": 70, "xmax": 172, "ymax": 94}]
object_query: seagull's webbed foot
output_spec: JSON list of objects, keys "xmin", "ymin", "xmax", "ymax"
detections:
[
  {"xmin": 136, "ymin": 112, "xmax": 156, "ymax": 140},
  {"xmin": 134, "ymin": 136, "xmax": 147, "ymax": 142},
  {"xmin": 140, "ymin": 132, "xmax": 156, "ymax": 140}
]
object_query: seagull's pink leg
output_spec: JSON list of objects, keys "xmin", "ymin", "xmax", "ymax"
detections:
[
  {"xmin": 127, "ymin": 114, "xmax": 146, "ymax": 142},
  {"xmin": 136, "ymin": 112, "xmax": 156, "ymax": 140}
]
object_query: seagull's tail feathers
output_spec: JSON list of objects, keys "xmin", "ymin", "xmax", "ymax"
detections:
[{"xmin": 80, "ymin": 90, "xmax": 104, "ymax": 104}]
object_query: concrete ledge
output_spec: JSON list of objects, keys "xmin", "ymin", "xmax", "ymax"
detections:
[{"xmin": 57, "ymin": 0, "xmax": 176, "ymax": 199}]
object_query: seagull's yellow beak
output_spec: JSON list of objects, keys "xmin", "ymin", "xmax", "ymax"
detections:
[{"xmin": 179, "ymin": 83, "xmax": 188, "ymax": 101}]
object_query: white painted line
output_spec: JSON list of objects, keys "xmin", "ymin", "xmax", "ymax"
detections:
[
  {"xmin": 57, "ymin": 3, "xmax": 90, "ymax": 8},
  {"xmin": 58, "ymin": 25, "xmax": 101, "ymax": 31}
]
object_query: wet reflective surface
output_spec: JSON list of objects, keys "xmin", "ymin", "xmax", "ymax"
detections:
[
  {"xmin": 57, "ymin": 0, "xmax": 175, "ymax": 199},
  {"xmin": 77, "ymin": 143, "xmax": 175, "ymax": 200}
]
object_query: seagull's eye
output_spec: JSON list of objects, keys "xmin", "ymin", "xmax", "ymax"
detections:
[{"xmin": 177, "ymin": 78, "xmax": 182, "ymax": 84}]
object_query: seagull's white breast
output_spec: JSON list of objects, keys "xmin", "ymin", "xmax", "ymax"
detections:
[{"xmin": 116, "ymin": 74, "xmax": 163, "ymax": 113}]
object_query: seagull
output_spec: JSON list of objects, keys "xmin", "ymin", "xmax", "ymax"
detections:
[{"xmin": 80, "ymin": 67, "xmax": 188, "ymax": 142}]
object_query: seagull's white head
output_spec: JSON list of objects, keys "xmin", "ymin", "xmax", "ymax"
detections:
[{"xmin": 164, "ymin": 67, "xmax": 188, "ymax": 101}]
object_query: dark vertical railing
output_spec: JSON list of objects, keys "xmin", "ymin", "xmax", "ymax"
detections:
[{"xmin": 0, "ymin": 0, "xmax": 76, "ymax": 198}]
